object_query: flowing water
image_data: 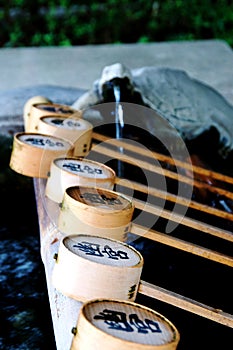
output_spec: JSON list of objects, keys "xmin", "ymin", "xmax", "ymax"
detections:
[{"xmin": 113, "ymin": 85, "xmax": 124, "ymax": 178}]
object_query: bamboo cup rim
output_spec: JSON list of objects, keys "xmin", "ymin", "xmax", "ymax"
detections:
[
  {"xmin": 14, "ymin": 132, "xmax": 72, "ymax": 150},
  {"xmin": 39, "ymin": 115, "xmax": 92, "ymax": 130},
  {"xmin": 61, "ymin": 234, "xmax": 143, "ymax": 268},
  {"xmin": 31, "ymin": 102, "xmax": 79, "ymax": 116},
  {"xmin": 76, "ymin": 298, "xmax": 180, "ymax": 348},
  {"xmin": 64, "ymin": 185, "xmax": 134, "ymax": 214},
  {"xmin": 53, "ymin": 156, "xmax": 116, "ymax": 180}
]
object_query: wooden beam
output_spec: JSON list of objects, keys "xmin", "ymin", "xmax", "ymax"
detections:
[
  {"xmin": 131, "ymin": 223, "xmax": 233, "ymax": 267},
  {"xmin": 139, "ymin": 280, "xmax": 233, "ymax": 328}
]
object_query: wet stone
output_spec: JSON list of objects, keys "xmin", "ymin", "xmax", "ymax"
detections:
[
  {"xmin": 0, "ymin": 85, "xmax": 85, "ymax": 137},
  {"xmin": 0, "ymin": 135, "xmax": 56, "ymax": 350},
  {"xmin": 0, "ymin": 230, "xmax": 56, "ymax": 349}
]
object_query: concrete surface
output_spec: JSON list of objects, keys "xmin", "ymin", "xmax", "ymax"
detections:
[
  {"xmin": 0, "ymin": 39, "xmax": 232, "ymax": 101},
  {"xmin": 0, "ymin": 39, "xmax": 233, "ymax": 136},
  {"xmin": 0, "ymin": 39, "xmax": 232, "ymax": 133}
]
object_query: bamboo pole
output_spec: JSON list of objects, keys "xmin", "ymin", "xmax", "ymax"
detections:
[
  {"xmin": 115, "ymin": 177, "xmax": 233, "ymax": 222},
  {"xmin": 133, "ymin": 199, "xmax": 233, "ymax": 243},
  {"xmin": 131, "ymin": 223, "xmax": 233, "ymax": 267},
  {"xmin": 138, "ymin": 281, "xmax": 233, "ymax": 328},
  {"xmin": 92, "ymin": 132, "xmax": 233, "ymax": 185},
  {"xmin": 91, "ymin": 136, "xmax": 233, "ymax": 201}
]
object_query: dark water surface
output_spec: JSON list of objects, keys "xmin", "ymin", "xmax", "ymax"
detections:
[{"xmin": 0, "ymin": 136, "xmax": 56, "ymax": 349}]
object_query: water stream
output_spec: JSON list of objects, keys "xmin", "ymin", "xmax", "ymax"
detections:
[{"xmin": 113, "ymin": 85, "xmax": 124, "ymax": 178}]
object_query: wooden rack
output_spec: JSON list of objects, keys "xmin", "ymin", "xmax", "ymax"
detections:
[{"xmin": 34, "ymin": 131, "xmax": 233, "ymax": 350}]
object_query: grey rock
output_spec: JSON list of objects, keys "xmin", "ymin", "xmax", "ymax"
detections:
[
  {"xmin": 0, "ymin": 85, "xmax": 85, "ymax": 136},
  {"xmin": 72, "ymin": 62, "xmax": 233, "ymax": 157}
]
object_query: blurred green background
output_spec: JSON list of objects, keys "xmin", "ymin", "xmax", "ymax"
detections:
[{"xmin": 1, "ymin": 0, "xmax": 233, "ymax": 47}]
